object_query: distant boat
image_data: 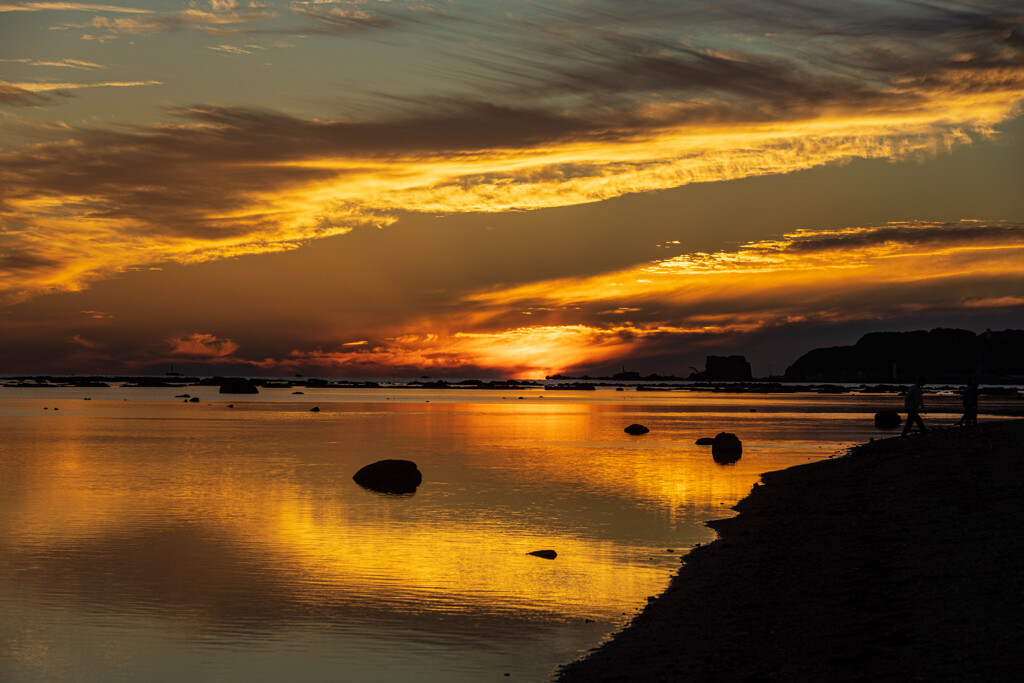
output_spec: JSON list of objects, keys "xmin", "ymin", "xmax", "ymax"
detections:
[{"xmin": 165, "ymin": 365, "xmax": 182, "ymax": 377}]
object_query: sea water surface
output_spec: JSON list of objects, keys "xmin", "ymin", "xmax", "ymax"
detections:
[{"xmin": 0, "ymin": 385, "xmax": 1005, "ymax": 681}]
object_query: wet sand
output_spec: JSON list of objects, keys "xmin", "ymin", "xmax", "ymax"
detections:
[{"xmin": 559, "ymin": 420, "xmax": 1024, "ymax": 682}]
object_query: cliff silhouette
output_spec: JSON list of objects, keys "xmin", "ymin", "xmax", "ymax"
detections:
[{"xmin": 784, "ymin": 328, "xmax": 1024, "ymax": 382}]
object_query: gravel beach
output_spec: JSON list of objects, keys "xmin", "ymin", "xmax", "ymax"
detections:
[{"xmin": 559, "ymin": 420, "xmax": 1024, "ymax": 682}]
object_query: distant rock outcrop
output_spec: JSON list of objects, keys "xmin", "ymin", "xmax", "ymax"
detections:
[
  {"xmin": 219, "ymin": 378, "xmax": 259, "ymax": 394},
  {"xmin": 624, "ymin": 424, "xmax": 650, "ymax": 435},
  {"xmin": 711, "ymin": 432, "xmax": 743, "ymax": 463},
  {"xmin": 785, "ymin": 328, "xmax": 1024, "ymax": 382},
  {"xmin": 353, "ymin": 459, "xmax": 422, "ymax": 494},
  {"xmin": 874, "ymin": 410, "xmax": 903, "ymax": 429},
  {"xmin": 690, "ymin": 356, "xmax": 752, "ymax": 381}
]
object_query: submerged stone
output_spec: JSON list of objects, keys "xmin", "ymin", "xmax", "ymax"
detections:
[{"xmin": 624, "ymin": 424, "xmax": 650, "ymax": 435}]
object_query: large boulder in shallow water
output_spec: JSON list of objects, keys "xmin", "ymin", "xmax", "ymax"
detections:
[
  {"xmin": 219, "ymin": 378, "xmax": 259, "ymax": 394},
  {"xmin": 874, "ymin": 410, "xmax": 902, "ymax": 429},
  {"xmin": 711, "ymin": 432, "xmax": 742, "ymax": 463},
  {"xmin": 624, "ymin": 423, "xmax": 650, "ymax": 435},
  {"xmin": 353, "ymin": 459, "xmax": 422, "ymax": 494}
]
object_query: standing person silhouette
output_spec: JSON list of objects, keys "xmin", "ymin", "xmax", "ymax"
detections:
[
  {"xmin": 959, "ymin": 380, "xmax": 979, "ymax": 427},
  {"xmin": 901, "ymin": 376, "xmax": 927, "ymax": 436}
]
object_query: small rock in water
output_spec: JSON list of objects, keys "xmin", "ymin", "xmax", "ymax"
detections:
[
  {"xmin": 711, "ymin": 432, "xmax": 742, "ymax": 463},
  {"xmin": 624, "ymin": 424, "xmax": 649, "ymax": 435},
  {"xmin": 188, "ymin": 397, "xmax": 200, "ymax": 403},
  {"xmin": 527, "ymin": 549, "xmax": 557, "ymax": 560},
  {"xmin": 695, "ymin": 437, "xmax": 715, "ymax": 445},
  {"xmin": 353, "ymin": 459, "xmax": 422, "ymax": 494},
  {"xmin": 310, "ymin": 406, "xmax": 320, "ymax": 412},
  {"xmin": 874, "ymin": 409, "xmax": 902, "ymax": 429}
]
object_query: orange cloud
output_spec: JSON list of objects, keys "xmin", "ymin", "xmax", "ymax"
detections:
[{"xmin": 167, "ymin": 333, "xmax": 240, "ymax": 359}]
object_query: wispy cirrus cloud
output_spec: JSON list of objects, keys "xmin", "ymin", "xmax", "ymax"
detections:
[
  {"xmin": 0, "ymin": 2, "xmax": 151, "ymax": 12},
  {"xmin": 0, "ymin": 78, "xmax": 160, "ymax": 106},
  {"xmin": 0, "ymin": 57, "xmax": 105, "ymax": 69},
  {"xmin": 45, "ymin": 0, "xmax": 278, "ymax": 40}
]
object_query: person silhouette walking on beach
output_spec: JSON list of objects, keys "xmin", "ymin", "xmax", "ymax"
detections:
[
  {"xmin": 901, "ymin": 377, "xmax": 927, "ymax": 436},
  {"xmin": 959, "ymin": 380, "xmax": 979, "ymax": 427}
]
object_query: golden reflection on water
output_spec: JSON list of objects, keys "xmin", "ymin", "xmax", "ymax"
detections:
[{"xmin": 0, "ymin": 389, "xmax": 919, "ymax": 680}]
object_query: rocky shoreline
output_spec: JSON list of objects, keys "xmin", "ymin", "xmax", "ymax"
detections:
[{"xmin": 558, "ymin": 420, "xmax": 1024, "ymax": 682}]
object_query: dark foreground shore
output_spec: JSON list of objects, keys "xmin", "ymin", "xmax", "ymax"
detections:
[{"xmin": 559, "ymin": 420, "xmax": 1024, "ymax": 682}]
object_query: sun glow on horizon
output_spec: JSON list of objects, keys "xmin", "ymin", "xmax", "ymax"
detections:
[{"xmin": 98, "ymin": 221, "xmax": 1024, "ymax": 379}]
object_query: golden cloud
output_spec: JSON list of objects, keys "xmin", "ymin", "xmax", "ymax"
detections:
[
  {"xmin": 167, "ymin": 333, "xmax": 240, "ymax": 358},
  {"xmin": 3, "ymin": 66, "xmax": 1022, "ymax": 305}
]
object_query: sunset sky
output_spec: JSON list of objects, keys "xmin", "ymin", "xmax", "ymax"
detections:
[{"xmin": 2, "ymin": 0, "xmax": 1022, "ymax": 378}]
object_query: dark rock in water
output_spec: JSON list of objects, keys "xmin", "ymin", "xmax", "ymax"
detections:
[
  {"xmin": 175, "ymin": 394, "xmax": 190, "ymax": 398},
  {"xmin": 353, "ymin": 459, "xmax": 422, "ymax": 494},
  {"xmin": 527, "ymin": 549, "xmax": 557, "ymax": 560},
  {"xmin": 292, "ymin": 391, "xmax": 304, "ymax": 395},
  {"xmin": 310, "ymin": 406, "xmax": 320, "ymax": 412},
  {"xmin": 711, "ymin": 432, "xmax": 742, "ymax": 463},
  {"xmin": 219, "ymin": 378, "xmax": 259, "ymax": 394},
  {"xmin": 874, "ymin": 410, "xmax": 902, "ymax": 429},
  {"xmin": 625, "ymin": 424, "xmax": 650, "ymax": 435},
  {"xmin": 695, "ymin": 437, "xmax": 715, "ymax": 445},
  {"xmin": 188, "ymin": 397, "xmax": 200, "ymax": 403}
]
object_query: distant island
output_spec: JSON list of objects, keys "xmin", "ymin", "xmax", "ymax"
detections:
[{"xmin": 784, "ymin": 328, "xmax": 1023, "ymax": 383}]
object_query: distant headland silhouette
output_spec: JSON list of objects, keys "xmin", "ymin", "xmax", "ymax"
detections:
[
  {"xmin": 783, "ymin": 328, "xmax": 1023, "ymax": 383},
  {"xmin": 2, "ymin": 328, "xmax": 1021, "ymax": 388}
]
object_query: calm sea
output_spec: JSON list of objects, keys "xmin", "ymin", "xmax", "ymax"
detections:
[{"xmin": 0, "ymin": 385, "xmax": 1005, "ymax": 681}]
